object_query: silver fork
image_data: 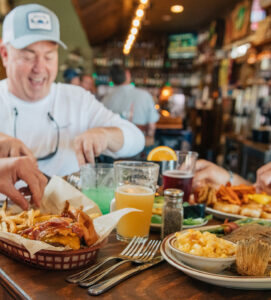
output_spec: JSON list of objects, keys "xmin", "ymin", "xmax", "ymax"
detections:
[
  {"xmin": 79, "ymin": 239, "xmax": 161, "ymax": 287},
  {"xmin": 66, "ymin": 236, "xmax": 145, "ymax": 284}
]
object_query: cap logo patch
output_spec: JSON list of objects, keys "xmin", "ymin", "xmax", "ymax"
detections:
[{"xmin": 28, "ymin": 12, "xmax": 52, "ymax": 30}]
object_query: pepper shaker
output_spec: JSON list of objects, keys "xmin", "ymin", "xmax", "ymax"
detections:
[{"xmin": 161, "ymin": 188, "xmax": 184, "ymax": 239}]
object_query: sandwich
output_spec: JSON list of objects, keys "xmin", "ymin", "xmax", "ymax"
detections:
[{"xmin": 20, "ymin": 202, "xmax": 99, "ymax": 250}]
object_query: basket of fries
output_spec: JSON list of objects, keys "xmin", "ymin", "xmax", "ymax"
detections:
[
  {"xmin": 0, "ymin": 200, "xmax": 106, "ymax": 270},
  {"xmin": 0, "ymin": 236, "xmax": 106, "ymax": 270},
  {"xmin": 0, "ymin": 176, "xmax": 138, "ymax": 270}
]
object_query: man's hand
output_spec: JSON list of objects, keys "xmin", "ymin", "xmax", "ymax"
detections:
[
  {"xmin": 193, "ymin": 160, "xmax": 230, "ymax": 189},
  {"xmin": 255, "ymin": 162, "xmax": 271, "ymax": 194},
  {"xmin": 193, "ymin": 159, "xmax": 250, "ymax": 190},
  {"xmin": 0, "ymin": 133, "xmax": 35, "ymax": 162},
  {"xmin": 74, "ymin": 127, "xmax": 123, "ymax": 165},
  {"xmin": 0, "ymin": 157, "xmax": 47, "ymax": 210}
]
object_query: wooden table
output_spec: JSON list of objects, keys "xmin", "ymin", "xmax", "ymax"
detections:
[{"xmin": 0, "ymin": 229, "xmax": 271, "ymax": 300}]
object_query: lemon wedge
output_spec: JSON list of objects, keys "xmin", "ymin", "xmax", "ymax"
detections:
[{"xmin": 248, "ymin": 194, "xmax": 271, "ymax": 205}]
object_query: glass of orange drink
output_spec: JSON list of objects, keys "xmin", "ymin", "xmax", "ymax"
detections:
[{"xmin": 114, "ymin": 161, "xmax": 159, "ymax": 242}]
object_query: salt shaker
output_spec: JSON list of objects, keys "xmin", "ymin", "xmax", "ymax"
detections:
[{"xmin": 161, "ymin": 188, "xmax": 184, "ymax": 239}]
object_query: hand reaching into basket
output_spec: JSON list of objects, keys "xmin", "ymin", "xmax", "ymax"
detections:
[{"xmin": 0, "ymin": 157, "xmax": 47, "ymax": 210}]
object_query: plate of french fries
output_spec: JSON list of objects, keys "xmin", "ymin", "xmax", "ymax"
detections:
[
  {"xmin": 0, "ymin": 200, "xmax": 105, "ymax": 270},
  {"xmin": 195, "ymin": 183, "xmax": 271, "ymax": 221}
]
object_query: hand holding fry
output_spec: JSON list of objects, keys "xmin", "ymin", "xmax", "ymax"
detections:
[
  {"xmin": 193, "ymin": 160, "xmax": 231, "ymax": 189},
  {"xmin": 0, "ymin": 157, "xmax": 47, "ymax": 210}
]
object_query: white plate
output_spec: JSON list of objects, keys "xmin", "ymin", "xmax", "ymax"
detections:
[
  {"xmin": 161, "ymin": 232, "xmax": 271, "ymax": 290},
  {"xmin": 205, "ymin": 207, "xmax": 271, "ymax": 222},
  {"xmin": 205, "ymin": 207, "xmax": 247, "ymax": 221},
  {"xmin": 151, "ymin": 219, "xmax": 208, "ymax": 231}
]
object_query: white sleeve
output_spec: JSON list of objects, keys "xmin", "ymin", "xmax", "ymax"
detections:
[{"xmin": 83, "ymin": 92, "xmax": 145, "ymax": 158}]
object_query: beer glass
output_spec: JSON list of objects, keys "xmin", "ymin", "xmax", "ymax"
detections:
[
  {"xmin": 114, "ymin": 161, "xmax": 159, "ymax": 242},
  {"xmin": 163, "ymin": 151, "xmax": 198, "ymax": 202}
]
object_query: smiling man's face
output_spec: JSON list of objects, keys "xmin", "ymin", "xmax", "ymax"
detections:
[{"xmin": 1, "ymin": 41, "xmax": 58, "ymax": 101}]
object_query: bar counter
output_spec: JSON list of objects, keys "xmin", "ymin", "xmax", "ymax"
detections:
[{"xmin": 0, "ymin": 227, "xmax": 271, "ymax": 300}]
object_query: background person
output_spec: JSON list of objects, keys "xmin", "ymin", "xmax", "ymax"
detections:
[
  {"xmin": 0, "ymin": 4, "xmax": 145, "ymax": 177},
  {"xmin": 102, "ymin": 64, "xmax": 159, "ymax": 143},
  {"xmin": 63, "ymin": 68, "xmax": 80, "ymax": 85},
  {"xmin": 80, "ymin": 73, "xmax": 96, "ymax": 95}
]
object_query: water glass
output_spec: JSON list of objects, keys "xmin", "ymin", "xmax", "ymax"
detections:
[
  {"xmin": 114, "ymin": 161, "xmax": 159, "ymax": 242},
  {"xmin": 80, "ymin": 163, "xmax": 114, "ymax": 214}
]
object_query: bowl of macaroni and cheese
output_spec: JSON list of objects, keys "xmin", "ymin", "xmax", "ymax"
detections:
[{"xmin": 168, "ymin": 229, "xmax": 236, "ymax": 273}]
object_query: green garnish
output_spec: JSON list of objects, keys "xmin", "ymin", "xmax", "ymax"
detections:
[
  {"xmin": 151, "ymin": 215, "xmax": 212, "ymax": 226},
  {"xmin": 151, "ymin": 214, "xmax": 162, "ymax": 224},
  {"xmin": 183, "ymin": 218, "xmax": 204, "ymax": 225}
]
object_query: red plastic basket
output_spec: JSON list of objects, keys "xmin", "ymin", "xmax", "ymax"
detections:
[{"xmin": 0, "ymin": 237, "xmax": 107, "ymax": 270}]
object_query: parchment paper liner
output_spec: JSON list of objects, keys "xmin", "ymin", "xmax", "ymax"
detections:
[{"xmin": 0, "ymin": 176, "xmax": 138, "ymax": 256}]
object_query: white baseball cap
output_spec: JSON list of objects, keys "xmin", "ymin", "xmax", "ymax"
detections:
[{"xmin": 2, "ymin": 4, "xmax": 67, "ymax": 49}]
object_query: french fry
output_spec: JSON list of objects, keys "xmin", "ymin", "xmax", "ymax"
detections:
[
  {"xmin": 33, "ymin": 215, "xmax": 58, "ymax": 224},
  {"xmin": 6, "ymin": 219, "xmax": 17, "ymax": 233},
  {"xmin": 207, "ymin": 188, "xmax": 217, "ymax": 206},
  {"xmin": 26, "ymin": 209, "xmax": 39, "ymax": 227},
  {"xmin": 196, "ymin": 186, "xmax": 209, "ymax": 203},
  {"xmin": 1, "ymin": 221, "xmax": 8, "ymax": 232},
  {"xmin": 243, "ymin": 194, "xmax": 249, "ymax": 204},
  {"xmin": 0, "ymin": 200, "xmax": 7, "ymax": 220}
]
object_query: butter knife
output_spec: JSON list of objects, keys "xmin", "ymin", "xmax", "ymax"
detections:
[{"xmin": 88, "ymin": 256, "xmax": 164, "ymax": 296}]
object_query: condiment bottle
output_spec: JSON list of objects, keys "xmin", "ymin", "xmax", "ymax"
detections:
[{"xmin": 161, "ymin": 188, "xmax": 184, "ymax": 239}]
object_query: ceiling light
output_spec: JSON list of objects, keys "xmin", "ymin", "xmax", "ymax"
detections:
[
  {"xmin": 171, "ymin": 5, "xmax": 184, "ymax": 13},
  {"xmin": 140, "ymin": 0, "xmax": 149, "ymax": 4}
]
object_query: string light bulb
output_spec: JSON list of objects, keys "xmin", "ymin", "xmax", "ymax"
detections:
[
  {"xmin": 131, "ymin": 27, "xmax": 138, "ymax": 35},
  {"xmin": 136, "ymin": 8, "xmax": 144, "ymax": 18},
  {"xmin": 123, "ymin": 0, "xmax": 150, "ymax": 55},
  {"xmin": 132, "ymin": 19, "xmax": 140, "ymax": 27}
]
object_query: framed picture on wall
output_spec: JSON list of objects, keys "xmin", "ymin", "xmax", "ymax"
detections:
[
  {"xmin": 231, "ymin": 0, "xmax": 252, "ymax": 41},
  {"xmin": 224, "ymin": 0, "xmax": 252, "ymax": 44}
]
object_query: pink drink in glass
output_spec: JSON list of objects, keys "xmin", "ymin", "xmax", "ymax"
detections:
[{"xmin": 163, "ymin": 170, "xmax": 193, "ymax": 202}]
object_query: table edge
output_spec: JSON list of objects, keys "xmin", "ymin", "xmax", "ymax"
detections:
[{"xmin": 0, "ymin": 268, "xmax": 31, "ymax": 300}]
